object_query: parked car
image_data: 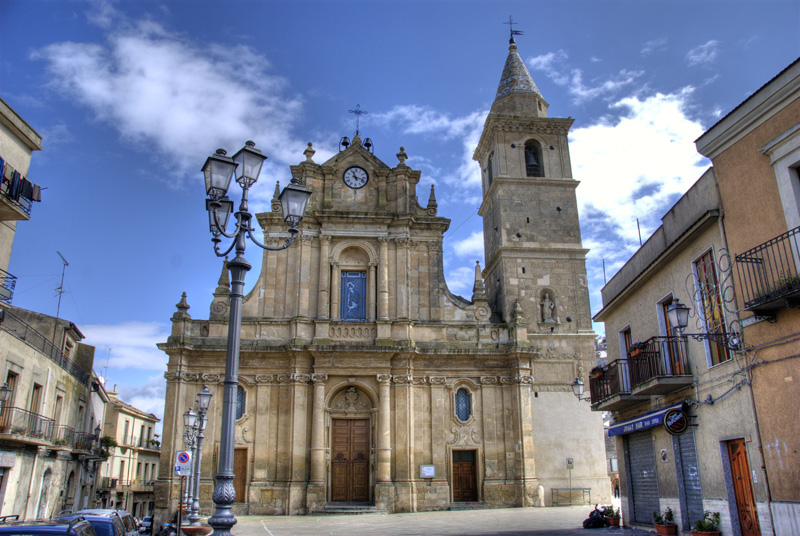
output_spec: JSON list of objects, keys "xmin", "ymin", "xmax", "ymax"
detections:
[
  {"xmin": 0, "ymin": 516, "xmax": 96, "ymax": 536},
  {"xmin": 73, "ymin": 511, "xmax": 137, "ymax": 536},
  {"xmin": 137, "ymin": 518, "xmax": 151, "ymax": 535},
  {"xmin": 54, "ymin": 512, "xmax": 130, "ymax": 536}
]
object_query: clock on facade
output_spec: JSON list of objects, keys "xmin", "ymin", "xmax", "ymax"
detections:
[{"xmin": 343, "ymin": 166, "xmax": 369, "ymax": 189}]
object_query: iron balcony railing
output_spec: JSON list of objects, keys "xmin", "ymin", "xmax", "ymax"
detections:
[
  {"xmin": 736, "ymin": 225, "xmax": 800, "ymax": 310},
  {"xmin": 628, "ymin": 336, "xmax": 689, "ymax": 385},
  {"xmin": 0, "ymin": 406, "xmax": 54, "ymax": 440},
  {"xmin": 73, "ymin": 431, "xmax": 96, "ymax": 451},
  {"xmin": 0, "ymin": 171, "xmax": 33, "ymax": 217},
  {"xmin": 0, "ymin": 309, "xmax": 90, "ymax": 386},
  {"xmin": 589, "ymin": 358, "xmax": 632, "ymax": 404},
  {"xmin": 52, "ymin": 424, "xmax": 76, "ymax": 447},
  {"xmin": 0, "ymin": 268, "xmax": 16, "ymax": 303}
]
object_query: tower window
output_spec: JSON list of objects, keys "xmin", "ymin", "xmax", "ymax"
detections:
[
  {"xmin": 487, "ymin": 154, "xmax": 494, "ymax": 185},
  {"xmin": 236, "ymin": 385, "xmax": 246, "ymax": 420},
  {"xmin": 341, "ymin": 271, "xmax": 367, "ymax": 320},
  {"xmin": 455, "ymin": 388, "xmax": 471, "ymax": 422},
  {"xmin": 525, "ymin": 140, "xmax": 543, "ymax": 177}
]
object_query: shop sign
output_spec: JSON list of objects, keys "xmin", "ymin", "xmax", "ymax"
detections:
[
  {"xmin": 663, "ymin": 408, "xmax": 689, "ymax": 436},
  {"xmin": 608, "ymin": 403, "xmax": 683, "ymax": 437}
]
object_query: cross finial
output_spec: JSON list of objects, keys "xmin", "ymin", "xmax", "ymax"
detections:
[
  {"xmin": 348, "ymin": 104, "xmax": 368, "ymax": 136},
  {"xmin": 504, "ymin": 15, "xmax": 523, "ymax": 43}
]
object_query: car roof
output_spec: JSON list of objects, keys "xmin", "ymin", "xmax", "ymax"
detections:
[{"xmin": 0, "ymin": 518, "xmax": 94, "ymax": 535}]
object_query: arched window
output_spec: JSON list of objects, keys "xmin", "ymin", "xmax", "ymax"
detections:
[
  {"xmin": 455, "ymin": 388, "xmax": 471, "ymax": 422},
  {"xmin": 236, "ymin": 385, "xmax": 246, "ymax": 420},
  {"xmin": 341, "ymin": 271, "xmax": 367, "ymax": 320},
  {"xmin": 525, "ymin": 140, "xmax": 543, "ymax": 177}
]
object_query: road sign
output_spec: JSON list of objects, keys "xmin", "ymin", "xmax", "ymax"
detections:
[{"xmin": 174, "ymin": 450, "xmax": 192, "ymax": 476}]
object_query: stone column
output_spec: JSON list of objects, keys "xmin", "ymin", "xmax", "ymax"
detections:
[
  {"xmin": 309, "ymin": 374, "xmax": 328, "ymax": 482},
  {"xmin": 376, "ymin": 374, "xmax": 392, "ymax": 482},
  {"xmin": 377, "ymin": 237, "xmax": 389, "ymax": 321},
  {"xmin": 368, "ymin": 262, "xmax": 377, "ymax": 321},
  {"xmin": 331, "ymin": 262, "xmax": 341, "ymax": 321},
  {"xmin": 317, "ymin": 235, "xmax": 331, "ymax": 319}
]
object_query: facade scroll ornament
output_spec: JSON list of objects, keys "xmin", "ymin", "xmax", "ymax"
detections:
[
  {"xmin": 392, "ymin": 375, "xmax": 413, "ymax": 384},
  {"xmin": 311, "ymin": 373, "xmax": 329, "ymax": 384},
  {"xmin": 334, "ymin": 387, "xmax": 371, "ymax": 411},
  {"xmin": 480, "ymin": 376, "xmax": 498, "ymax": 385},
  {"xmin": 254, "ymin": 375, "xmax": 274, "ymax": 384},
  {"xmin": 412, "ymin": 377, "xmax": 427, "ymax": 385},
  {"xmin": 377, "ymin": 374, "xmax": 392, "ymax": 384},
  {"xmin": 429, "ymin": 376, "xmax": 446, "ymax": 385}
]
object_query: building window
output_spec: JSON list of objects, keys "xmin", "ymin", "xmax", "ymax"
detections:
[
  {"xmin": 694, "ymin": 250, "xmax": 731, "ymax": 366},
  {"xmin": 455, "ymin": 388, "xmax": 471, "ymax": 422},
  {"xmin": 341, "ymin": 271, "xmax": 367, "ymax": 320},
  {"xmin": 236, "ymin": 385, "xmax": 246, "ymax": 420},
  {"xmin": 525, "ymin": 140, "xmax": 543, "ymax": 177},
  {"xmin": 619, "ymin": 326, "xmax": 632, "ymax": 359}
]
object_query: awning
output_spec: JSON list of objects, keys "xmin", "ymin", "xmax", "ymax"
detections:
[{"xmin": 608, "ymin": 403, "xmax": 683, "ymax": 437}]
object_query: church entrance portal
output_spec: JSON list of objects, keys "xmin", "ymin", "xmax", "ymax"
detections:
[
  {"xmin": 452, "ymin": 450, "xmax": 478, "ymax": 502},
  {"xmin": 331, "ymin": 419, "xmax": 370, "ymax": 502}
]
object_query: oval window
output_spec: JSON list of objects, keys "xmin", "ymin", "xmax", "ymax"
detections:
[{"xmin": 455, "ymin": 388, "xmax": 471, "ymax": 422}]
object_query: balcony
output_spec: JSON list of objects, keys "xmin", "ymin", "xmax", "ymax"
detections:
[
  {"xmin": 0, "ymin": 268, "xmax": 16, "ymax": 303},
  {"xmin": 0, "ymin": 170, "xmax": 33, "ymax": 221},
  {"xmin": 0, "ymin": 407, "xmax": 54, "ymax": 444},
  {"xmin": 736, "ymin": 225, "xmax": 800, "ymax": 314},
  {"xmin": 589, "ymin": 359, "xmax": 648, "ymax": 411},
  {"xmin": 52, "ymin": 424, "xmax": 76, "ymax": 449},
  {"xmin": 590, "ymin": 336, "xmax": 691, "ymax": 410},
  {"xmin": 629, "ymin": 336, "xmax": 693, "ymax": 396}
]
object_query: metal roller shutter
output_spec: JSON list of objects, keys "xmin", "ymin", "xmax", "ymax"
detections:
[
  {"xmin": 627, "ymin": 431, "xmax": 660, "ymax": 524},
  {"xmin": 674, "ymin": 429, "xmax": 704, "ymax": 530}
]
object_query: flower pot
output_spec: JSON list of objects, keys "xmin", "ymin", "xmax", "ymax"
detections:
[
  {"xmin": 605, "ymin": 516, "xmax": 620, "ymax": 527},
  {"xmin": 630, "ymin": 348, "xmax": 643, "ymax": 357},
  {"xmin": 656, "ymin": 524, "xmax": 678, "ymax": 535}
]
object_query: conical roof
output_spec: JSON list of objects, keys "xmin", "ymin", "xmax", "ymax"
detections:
[{"xmin": 495, "ymin": 39, "xmax": 541, "ymax": 100}]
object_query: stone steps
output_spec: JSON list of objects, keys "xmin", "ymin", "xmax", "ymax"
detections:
[{"xmin": 319, "ymin": 504, "xmax": 378, "ymax": 515}]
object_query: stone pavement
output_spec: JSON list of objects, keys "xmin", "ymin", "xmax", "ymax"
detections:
[{"xmin": 229, "ymin": 506, "xmax": 657, "ymax": 536}]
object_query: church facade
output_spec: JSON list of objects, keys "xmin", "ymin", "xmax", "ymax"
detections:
[{"xmin": 156, "ymin": 38, "xmax": 609, "ymax": 516}]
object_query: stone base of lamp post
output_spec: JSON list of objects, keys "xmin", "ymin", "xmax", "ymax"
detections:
[{"xmin": 181, "ymin": 526, "xmax": 212, "ymax": 536}]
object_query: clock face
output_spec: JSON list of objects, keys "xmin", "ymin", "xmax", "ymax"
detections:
[{"xmin": 343, "ymin": 166, "xmax": 369, "ymax": 189}]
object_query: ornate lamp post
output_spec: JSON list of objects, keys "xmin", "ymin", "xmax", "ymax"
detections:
[
  {"xmin": 202, "ymin": 141, "xmax": 311, "ymax": 536},
  {"xmin": 666, "ymin": 298, "xmax": 742, "ymax": 350},
  {"xmin": 182, "ymin": 408, "xmax": 198, "ymax": 517},
  {"xmin": 189, "ymin": 386, "xmax": 212, "ymax": 525}
]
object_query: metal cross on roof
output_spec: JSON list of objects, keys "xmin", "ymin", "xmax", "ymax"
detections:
[
  {"xmin": 504, "ymin": 15, "xmax": 523, "ymax": 42},
  {"xmin": 349, "ymin": 104, "xmax": 368, "ymax": 136}
]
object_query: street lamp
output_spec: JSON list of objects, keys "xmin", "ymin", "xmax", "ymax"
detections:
[
  {"xmin": 182, "ymin": 408, "xmax": 198, "ymax": 517},
  {"xmin": 189, "ymin": 385, "xmax": 212, "ymax": 525},
  {"xmin": 202, "ymin": 141, "xmax": 311, "ymax": 536},
  {"xmin": 571, "ymin": 378, "xmax": 591, "ymax": 402},
  {"xmin": 666, "ymin": 298, "xmax": 742, "ymax": 350}
]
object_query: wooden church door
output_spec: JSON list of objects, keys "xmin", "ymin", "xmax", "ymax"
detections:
[
  {"xmin": 331, "ymin": 419, "xmax": 370, "ymax": 502},
  {"xmin": 452, "ymin": 450, "xmax": 478, "ymax": 502}
]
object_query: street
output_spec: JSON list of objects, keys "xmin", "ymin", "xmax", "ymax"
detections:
[{"xmin": 226, "ymin": 506, "xmax": 656, "ymax": 536}]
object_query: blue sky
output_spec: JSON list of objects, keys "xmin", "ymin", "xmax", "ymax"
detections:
[{"xmin": 2, "ymin": 0, "xmax": 798, "ymax": 428}]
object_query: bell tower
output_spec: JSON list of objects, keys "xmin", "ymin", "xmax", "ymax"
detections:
[{"xmin": 473, "ymin": 37, "xmax": 593, "ymax": 339}]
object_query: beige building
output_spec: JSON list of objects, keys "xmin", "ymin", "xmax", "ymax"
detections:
[
  {"xmin": 156, "ymin": 38, "xmax": 608, "ymax": 517},
  {"xmin": 593, "ymin": 169, "xmax": 770, "ymax": 535},
  {"xmin": 0, "ymin": 98, "xmax": 103, "ymax": 519},
  {"xmin": 696, "ymin": 56, "xmax": 800, "ymax": 536},
  {"xmin": 96, "ymin": 388, "xmax": 160, "ymax": 518}
]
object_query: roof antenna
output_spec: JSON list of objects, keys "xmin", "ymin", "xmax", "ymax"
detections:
[
  {"xmin": 504, "ymin": 15, "xmax": 523, "ymax": 43},
  {"xmin": 348, "ymin": 104, "xmax": 368, "ymax": 136},
  {"xmin": 55, "ymin": 251, "xmax": 69, "ymax": 320}
]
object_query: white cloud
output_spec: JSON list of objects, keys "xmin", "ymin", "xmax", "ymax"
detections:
[
  {"xmin": 686, "ymin": 40, "xmax": 720, "ymax": 66},
  {"xmin": 445, "ymin": 266, "xmax": 475, "ymax": 297},
  {"xmin": 32, "ymin": 19, "xmax": 310, "ymax": 187},
  {"xmin": 527, "ymin": 51, "xmax": 644, "ymax": 104},
  {"xmin": 452, "ymin": 231, "xmax": 484, "ymax": 258},
  {"xmin": 81, "ymin": 321, "xmax": 169, "ymax": 370},
  {"xmin": 641, "ymin": 37, "xmax": 668, "ymax": 56}
]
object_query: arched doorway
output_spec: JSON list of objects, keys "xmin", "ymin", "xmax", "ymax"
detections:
[
  {"xmin": 328, "ymin": 386, "xmax": 374, "ymax": 504},
  {"xmin": 36, "ymin": 469, "xmax": 52, "ymax": 518}
]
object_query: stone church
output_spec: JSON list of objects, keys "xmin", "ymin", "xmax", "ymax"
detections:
[{"xmin": 156, "ymin": 37, "xmax": 609, "ymax": 516}]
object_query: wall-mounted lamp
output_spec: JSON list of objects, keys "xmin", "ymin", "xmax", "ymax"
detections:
[
  {"xmin": 666, "ymin": 299, "xmax": 742, "ymax": 351},
  {"xmin": 571, "ymin": 378, "xmax": 591, "ymax": 402}
]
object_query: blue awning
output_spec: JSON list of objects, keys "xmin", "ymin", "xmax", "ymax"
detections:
[{"xmin": 608, "ymin": 403, "xmax": 683, "ymax": 437}]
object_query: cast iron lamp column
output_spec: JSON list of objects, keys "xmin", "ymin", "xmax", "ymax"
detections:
[
  {"xmin": 189, "ymin": 386, "xmax": 212, "ymax": 525},
  {"xmin": 182, "ymin": 408, "xmax": 198, "ymax": 519},
  {"xmin": 202, "ymin": 141, "xmax": 311, "ymax": 536}
]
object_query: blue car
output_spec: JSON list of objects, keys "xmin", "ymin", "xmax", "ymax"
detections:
[
  {"xmin": 0, "ymin": 516, "xmax": 96, "ymax": 536},
  {"xmin": 54, "ymin": 513, "xmax": 128, "ymax": 536}
]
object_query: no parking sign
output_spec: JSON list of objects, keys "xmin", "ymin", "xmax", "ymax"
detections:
[{"xmin": 174, "ymin": 450, "xmax": 192, "ymax": 476}]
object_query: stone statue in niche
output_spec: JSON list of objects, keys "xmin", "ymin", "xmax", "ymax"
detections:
[{"xmin": 540, "ymin": 291, "xmax": 557, "ymax": 323}]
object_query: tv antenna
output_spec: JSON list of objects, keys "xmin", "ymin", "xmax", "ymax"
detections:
[
  {"xmin": 55, "ymin": 251, "xmax": 69, "ymax": 320},
  {"xmin": 104, "ymin": 348, "xmax": 111, "ymax": 384}
]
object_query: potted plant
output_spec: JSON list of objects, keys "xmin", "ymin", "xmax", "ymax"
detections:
[
  {"xmin": 629, "ymin": 340, "xmax": 647, "ymax": 356},
  {"xmin": 603, "ymin": 505, "xmax": 620, "ymax": 526},
  {"xmin": 654, "ymin": 507, "xmax": 677, "ymax": 535},
  {"xmin": 692, "ymin": 510, "xmax": 721, "ymax": 536},
  {"xmin": 590, "ymin": 366, "xmax": 604, "ymax": 379}
]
